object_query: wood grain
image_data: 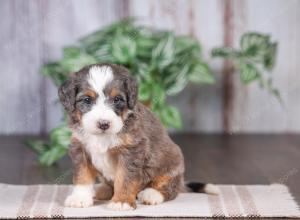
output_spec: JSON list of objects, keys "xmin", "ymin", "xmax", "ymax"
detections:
[
  {"xmin": 0, "ymin": 0, "xmax": 299, "ymax": 134},
  {"xmin": 0, "ymin": 134, "xmax": 299, "ymax": 219},
  {"xmin": 0, "ymin": 1, "xmax": 44, "ymax": 134},
  {"xmin": 130, "ymin": 0, "xmax": 224, "ymax": 132},
  {"xmin": 230, "ymin": 0, "xmax": 300, "ymax": 133},
  {"xmin": 221, "ymin": 0, "xmax": 235, "ymax": 133},
  {"xmin": 0, "ymin": 0, "xmax": 126, "ymax": 134}
]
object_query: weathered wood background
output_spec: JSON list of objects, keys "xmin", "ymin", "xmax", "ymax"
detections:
[{"xmin": 0, "ymin": 0, "xmax": 299, "ymax": 134}]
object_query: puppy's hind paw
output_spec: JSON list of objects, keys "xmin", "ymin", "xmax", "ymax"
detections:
[
  {"xmin": 137, "ymin": 188, "xmax": 164, "ymax": 205},
  {"xmin": 64, "ymin": 193, "xmax": 94, "ymax": 208}
]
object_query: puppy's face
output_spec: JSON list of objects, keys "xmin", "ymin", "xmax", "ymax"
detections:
[{"xmin": 58, "ymin": 64, "xmax": 137, "ymax": 135}]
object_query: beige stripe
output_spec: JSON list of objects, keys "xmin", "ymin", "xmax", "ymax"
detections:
[
  {"xmin": 16, "ymin": 185, "xmax": 40, "ymax": 218},
  {"xmin": 47, "ymin": 184, "xmax": 58, "ymax": 216},
  {"xmin": 232, "ymin": 185, "xmax": 246, "ymax": 216},
  {"xmin": 220, "ymin": 185, "xmax": 243, "ymax": 217},
  {"xmin": 207, "ymin": 194, "xmax": 225, "ymax": 217},
  {"xmin": 31, "ymin": 185, "xmax": 55, "ymax": 218},
  {"xmin": 50, "ymin": 185, "xmax": 70, "ymax": 218},
  {"xmin": 235, "ymin": 185, "xmax": 260, "ymax": 217}
]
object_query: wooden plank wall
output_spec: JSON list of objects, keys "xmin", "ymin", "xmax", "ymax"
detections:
[{"xmin": 0, "ymin": 0, "xmax": 299, "ymax": 134}]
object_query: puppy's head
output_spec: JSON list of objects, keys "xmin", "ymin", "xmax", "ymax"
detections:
[{"xmin": 58, "ymin": 64, "xmax": 137, "ymax": 135}]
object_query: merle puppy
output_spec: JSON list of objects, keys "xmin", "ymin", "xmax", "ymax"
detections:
[{"xmin": 59, "ymin": 63, "xmax": 218, "ymax": 211}]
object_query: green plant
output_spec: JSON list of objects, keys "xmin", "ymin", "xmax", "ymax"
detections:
[
  {"xmin": 212, "ymin": 32, "xmax": 280, "ymax": 100},
  {"xmin": 27, "ymin": 18, "xmax": 278, "ymax": 166},
  {"xmin": 43, "ymin": 18, "xmax": 215, "ymax": 129}
]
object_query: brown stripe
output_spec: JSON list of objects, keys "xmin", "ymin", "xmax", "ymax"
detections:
[
  {"xmin": 16, "ymin": 185, "xmax": 40, "ymax": 218},
  {"xmin": 222, "ymin": 0, "xmax": 235, "ymax": 133},
  {"xmin": 207, "ymin": 194, "xmax": 225, "ymax": 217},
  {"xmin": 31, "ymin": 185, "xmax": 54, "ymax": 218},
  {"xmin": 220, "ymin": 185, "xmax": 243, "ymax": 217},
  {"xmin": 235, "ymin": 186, "xmax": 260, "ymax": 217},
  {"xmin": 50, "ymin": 185, "xmax": 70, "ymax": 218}
]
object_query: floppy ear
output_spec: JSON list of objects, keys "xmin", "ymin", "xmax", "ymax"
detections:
[
  {"xmin": 124, "ymin": 76, "xmax": 138, "ymax": 109},
  {"xmin": 58, "ymin": 77, "xmax": 77, "ymax": 112}
]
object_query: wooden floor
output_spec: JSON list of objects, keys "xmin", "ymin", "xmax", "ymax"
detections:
[{"xmin": 0, "ymin": 134, "xmax": 299, "ymax": 219}]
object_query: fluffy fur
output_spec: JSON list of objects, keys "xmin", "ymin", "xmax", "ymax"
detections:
[{"xmin": 59, "ymin": 63, "xmax": 217, "ymax": 210}]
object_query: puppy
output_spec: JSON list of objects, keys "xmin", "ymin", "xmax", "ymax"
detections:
[{"xmin": 59, "ymin": 63, "xmax": 218, "ymax": 211}]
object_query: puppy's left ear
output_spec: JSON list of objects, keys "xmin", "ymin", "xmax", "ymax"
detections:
[{"xmin": 124, "ymin": 76, "xmax": 138, "ymax": 109}]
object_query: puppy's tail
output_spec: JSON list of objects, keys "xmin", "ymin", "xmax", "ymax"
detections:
[{"xmin": 185, "ymin": 182, "xmax": 219, "ymax": 195}]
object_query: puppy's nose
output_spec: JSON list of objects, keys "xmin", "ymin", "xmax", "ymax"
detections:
[{"xmin": 97, "ymin": 120, "xmax": 110, "ymax": 131}]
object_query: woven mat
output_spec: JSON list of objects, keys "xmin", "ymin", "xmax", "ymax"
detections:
[{"xmin": 0, "ymin": 183, "xmax": 299, "ymax": 218}]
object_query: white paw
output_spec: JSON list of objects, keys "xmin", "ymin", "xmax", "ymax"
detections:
[
  {"xmin": 137, "ymin": 188, "xmax": 164, "ymax": 205},
  {"xmin": 107, "ymin": 201, "xmax": 134, "ymax": 211},
  {"xmin": 64, "ymin": 193, "xmax": 94, "ymax": 208}
]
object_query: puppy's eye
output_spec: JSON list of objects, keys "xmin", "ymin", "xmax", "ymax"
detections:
[
  {"xmin": 83, "ymin": 97, "xmax": 92, "ymax": 104},
  {"xmin": 113, "ymin": 96, "xmax": 123, "ymax": 104}
]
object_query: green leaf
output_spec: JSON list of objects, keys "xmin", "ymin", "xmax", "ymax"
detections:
[
  {"xmin": 80, "ymin": 17, "xmax": 135, "ymax": 53},
  {"xmin": 152, "ymin": 33, "xmax": 175, "ymax": 70},
  {"xmin": 165, "ymin": 66, "xmax": 189, "ymax": 95},
  {"xmin": 111, "ymin": 35, "xmax": 137, "ymax": 64},
  {"xmin": 26, "ymin": 140, "xmax": 49, "ymax": 155},
  {"xmin": 262, "ymin": 78, "xmax": 282, "ymax": 102},
  {"xmin": 50, "ymin": 124, "xmax": 71, "ymax": 149},
  {"xmin": 93, "ymin": 44, "xmax": 115, "ymax": 62},
  {"xmin": 152, "ymin": 84, "xmax": 166, "ymax": 106},
  {"xmin": 132, "ymin": 62, "xmax": 151, "ymax": 82},
  {"xmin": 212, "ymin": 31, "xmax": 279, "ymax": 101},
  {"xmin": 189, "ymin": 62, "xmax": 215, "ymax": 84},
  {"xmin": 137, "ymin": 36, "xmax": 157, "ymax": 50},
  {"xmin": 138, "ymin": 82, "xmax": 151, "ymax": 101},
  {"xmin": 160, "ymin": 105, "xmax": 182, "ymax": 129},
  {"xmin": 175, "ymin": 36, "xmax": 201, "ymax": 56},
  {"xmin": 240, "ymin": 32, "xmax": 270, "ymax": 60},
  {"xmin": 211, "ymin": 47, "xmax": 237, "ymax": 58},
  {"xmin": 39, "ymin": 146, "xmax": 68, "ymax": 167},
  {"xmin": 238, "ymin": 62, "xmax": 260, "ymax": 84},
  {"xmin": 42, "ymin": 63, "xmax": 69, "ymax": 86},
  {"xmin": 263, "ymin": 42, "xmax": 277, "ymax": 70},
  {"xmin": 63, "ymin": 46, "xmax": 81, "ymax": 58},
  {"xmin": 28, "ymin": 124, "xmax": 71, "ymax": 166},
  {"xmin": 60, "ymin": 51, "xmax": 97, "ymax": 72}
]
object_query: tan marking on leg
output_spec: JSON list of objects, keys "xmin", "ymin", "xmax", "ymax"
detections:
[
  {"xmin": 65, "ymin": 137, "xmax": 99, "ymax": 208},
  {"xmin": 149, "ymin": 175, "xmax": 181, "ymax": 201},
  {"xmin": 150, "ymin": 175, "xmax": 172, "ymax": 189},
  {"xmin": 73, "ymin": 164, "xmax": 97, "ymax": 184},
  {"xmin": 69, "ymin": 136, "xmax": 98, "ymax": 185},
  {"xmin": 110, "ymin": 162, "xmax": 141, "ymax": 208}
]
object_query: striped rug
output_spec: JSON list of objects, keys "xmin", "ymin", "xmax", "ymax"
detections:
[{"xmin": 0, "ymin": 183, "xmax": 299, "ymax": 218}]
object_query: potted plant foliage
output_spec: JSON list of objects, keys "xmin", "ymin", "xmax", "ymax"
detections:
[{"xmin": 27, "ymin": 18, "xmax": 279, "ymax": 166}]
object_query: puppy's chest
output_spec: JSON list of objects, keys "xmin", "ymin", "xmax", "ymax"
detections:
[{"xmin": 83, "ymin": 135, "xmax": 120, "ymax": 181}]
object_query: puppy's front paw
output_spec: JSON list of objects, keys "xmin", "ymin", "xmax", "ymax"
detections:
[
  {"xmin": 107, "ymin": 201, "xmax": 135, "ymax": 211},
  {"xmin": 138, "ymin": 188, "xmax": 164, "ymax": 205},
  {"xmin": 64, "ymin": 193, "xmax": 93, "ymax": 208}
]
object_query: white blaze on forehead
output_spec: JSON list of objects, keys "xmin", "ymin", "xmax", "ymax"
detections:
[
  {"xmin": 82, "ymin": 65, "xmax": 123, "ymax": 135},
  {"xmin": 87, "ymin": 65, "xmax": 113, "ymax": 94}
]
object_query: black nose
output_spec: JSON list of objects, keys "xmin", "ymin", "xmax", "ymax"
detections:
[{"xmin": 98, "ymin": 120, "xmax": 110, "ymax": 131}]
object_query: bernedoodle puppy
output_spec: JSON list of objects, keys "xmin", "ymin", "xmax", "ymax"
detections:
[{"xmin": 59, "ymin": 63, "xmax": 218, "ymax": 211}]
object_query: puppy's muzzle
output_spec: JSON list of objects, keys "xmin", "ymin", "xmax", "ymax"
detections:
[{"xmin": 97, "ymin": 120, "xmax": 110, "ymax": 131}]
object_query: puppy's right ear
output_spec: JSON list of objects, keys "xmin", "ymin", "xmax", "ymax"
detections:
[{"xmin": 58, "ymin": 77, "xmax": 77, "ymax": 112}]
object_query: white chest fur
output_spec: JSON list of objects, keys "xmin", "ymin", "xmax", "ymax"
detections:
[{"xmin": 75, "ymin": 132, "xmax": 120, "ymax": 181}]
